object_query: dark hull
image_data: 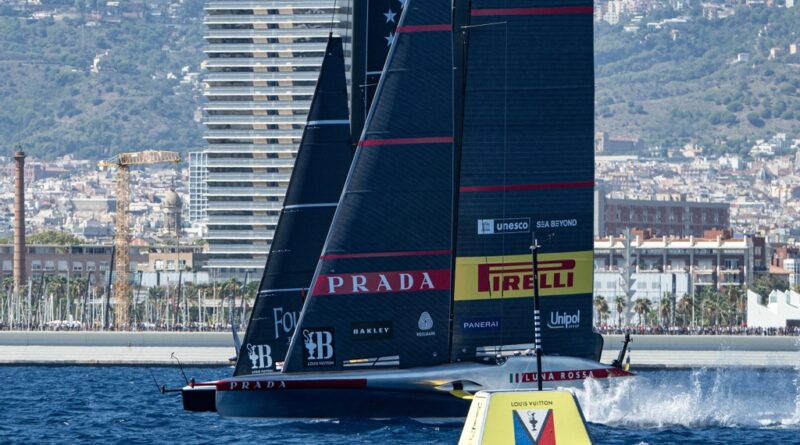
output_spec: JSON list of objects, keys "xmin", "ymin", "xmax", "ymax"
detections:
[
  {"xmin": 218, "ymin": 387, "xmax": 470, "ymax": 419},
  {"xmin": 213, "ymin": 356, "xmax": 633, "ymax": 419},
  {"xmin": 182, "ymin": 386, "xmax": 217, "ymax": 412}
]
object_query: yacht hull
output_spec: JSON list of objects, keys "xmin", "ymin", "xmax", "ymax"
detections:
[
  {"xmin": 182, "ymin": 385, "xmax": 217, "ymax": 412},
  {"xmin": 212, "ymin": 356, "xmax": 632, "ymax": 418}
]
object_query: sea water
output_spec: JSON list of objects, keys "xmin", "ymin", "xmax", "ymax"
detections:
[{"xmin": 0, "ymin": 366, "xmax": 798, "ymax": 444}]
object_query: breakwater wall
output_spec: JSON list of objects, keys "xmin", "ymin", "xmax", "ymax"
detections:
[
  {"xmin": 0, "ymin": 331, "xmax": 241, "ymax": 347},
  {"xmin": 0, "ymin": 332, "xmax": 797, "ymax": 367}
]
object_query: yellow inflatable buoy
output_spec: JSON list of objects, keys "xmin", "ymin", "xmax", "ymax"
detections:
[{"xmin": 458, "ymin": 390, "xmax": 593, "ymax": 445}]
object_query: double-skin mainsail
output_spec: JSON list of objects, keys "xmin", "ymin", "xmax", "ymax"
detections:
[
  {"xmin": 282, "ymin": 0, "xmax": 455, "ymax": 373},
  {"xmin": 283, "ymin": 0, "xmax": 598, "ymax": 372},
  {"xmin": 451, "ymin": 0, "xmax": 599, "ymax": 362}
]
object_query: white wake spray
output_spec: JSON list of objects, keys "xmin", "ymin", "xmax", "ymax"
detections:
[
  {"xmin": 572, "ymin": 368, "xmax": 800, "ymax": 429},
  {"xmin": 782, "ymin": 337, "xmax": 800, "ymax": 426}
]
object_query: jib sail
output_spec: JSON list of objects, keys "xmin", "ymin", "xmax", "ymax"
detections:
[
  {"xmin": 234, "ymin": 37, "xmax": 353, "ymax": 375},
  {"xmin": 282, "ymin": 0, "xmax": 454, "ymax": 373},
  {"xmin": 450, "ymin": 0, "xmax": 597, "ymax": 362}
]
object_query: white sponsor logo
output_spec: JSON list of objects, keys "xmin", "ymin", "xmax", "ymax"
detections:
[
  {"xmin": 535, "ymin": 218, "xmax": 578, "ymax": 229},
  {"xmin": 353, "ymin": 327, "xmax": 391, "ymax": 335},
  {"xmin": 302, "ymin": 329, "xmax": 335, "ymax": 366},
  {"xmin": 272, "ymin": 307, "xmax": 298, "ymax": 339},
  {"xmin": 228, "ymin": 380, "xmax": 287, "ymax": 390},
  {"xmin": 246, "ymin": 343, "xmax": 273, "ymax": 370},
  {"xmin": 478, "ymin": 218, "xmax": 531, "ymax": 235},
  {"xmin": 324, "ymin": 271, "xmax": 437, "ymax": 294},
  {"xmin": 478, "ymin": 219, "xmax": 495, "ymax": 234},
  {"xmin": 416, "ymin": 311, "xmax": 435, "ymax": 337},
  {"xmin": 547, "ymin": 310, "xmax": 580, "ymax": 329},
  {"xmin": 462, "ymin": 318, "xmax": 500, "ymax": 330}
]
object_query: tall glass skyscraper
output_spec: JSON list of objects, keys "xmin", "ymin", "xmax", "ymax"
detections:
[{"xmin": 202, "ymin": 1, "xmax": 351, "ymax": 280}]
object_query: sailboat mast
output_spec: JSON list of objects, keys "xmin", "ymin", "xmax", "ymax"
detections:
[
  {"xmin": 447, "ymin": 0, "xmax": 471, "ymax": 361},
  {"xmin": 531, "ymin": 234, "xmax": 543, "ymax": 391},
  {"xmin": 349, "ymin": 0, "xmax": 367, "ymax": 143}
]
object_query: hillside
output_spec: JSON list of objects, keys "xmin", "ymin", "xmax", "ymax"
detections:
[
  {"xmin": 595, "ymin": 5, "xmax": 800, "ymax": 156},
  {"xmin": 2, "ymin": 1, "xmax": 799, "ymax": 160},
  {"xmin": 0, "ymin": 0, "xmax": 204, "ymax": 160}
]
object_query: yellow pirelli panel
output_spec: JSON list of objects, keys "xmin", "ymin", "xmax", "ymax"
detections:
[
  {"xmin": 458, "ymin": 390, "xmax": 593, "ymax": 445},
  {"xmin": 454, "ymin": 250, "xmax": 593, "ymax": 301}
]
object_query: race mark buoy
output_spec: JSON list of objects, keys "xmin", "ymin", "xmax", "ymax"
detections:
[{"xmin": 458, "ymin": 390, "xmax": 592, "ymax": 445}]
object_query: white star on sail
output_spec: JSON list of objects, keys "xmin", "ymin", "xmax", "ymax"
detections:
[
  {"xmin": 384, "ymin": 9, "xmax": 397, "ymax": 23},
  {"xmin": 397, "ymin": 0, "xmax": 407, "ymax": 9},
  {"xmin": 385, "ymin": 32, "xmax": 395, "ymax": 47}
]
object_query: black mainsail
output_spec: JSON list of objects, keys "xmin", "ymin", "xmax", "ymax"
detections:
[
  {"xmin": 450, "ymin": 0, "xmax": 597, "ymax": 361},
  {"xmin": 282, "ymin": 0, "xmax": 455, "ymax": 373},
  {"xmin": 233, "ymin": 37, "xmax": 353, "ymax": 375}
]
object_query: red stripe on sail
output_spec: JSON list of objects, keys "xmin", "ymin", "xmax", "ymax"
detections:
[
  {"xmin": 471, "ymin": 6, "xmax": 594, "ymax": 16},
  {"xmin": 358, "ymin": 136, "xmax": 453, "ymax": 147},
  {"xmin": 396, "ymin": 24, "xmax": 452, "ymax": 33},
  {"xmin": 460, "ymin": 181, "xmax": 595, "ymax": 193},
  {"xmin": 321, "ymin": 249, "xmax": 451, "ymax": 260}
]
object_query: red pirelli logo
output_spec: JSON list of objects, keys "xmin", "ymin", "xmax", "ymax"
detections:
[
  {"xmin": 454, "ymin": 251, "xmax": 592, "ymax": 301},
  {"xmin": 477, "ymin": 260, "xmax": 576, "ymax": 293},
  {"xmin": 312, "ymin": 269, "xmax": 451, "ymax": 296}
]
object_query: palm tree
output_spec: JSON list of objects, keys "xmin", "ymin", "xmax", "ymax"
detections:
[
  {"xmin": 658, "ymin": 294, "xmax": 671, "ymax": 328},
  {"xmin": 614, "ymin": 295, "xmax": 626, "ymax": 327},
  {"xmin": 676, "ymin": 294, "xmax": 692, "ymax": 327},
  {"xmin": 222, "ymin": 278, "xmax": 241, "ymax": 301},
  {"xmin": 633, "ymin": 298, "xmax": 651, "ymax": 327},
  {"xmin": 47, "ymin": 275, "xmax": 68, "ymax": 322},
  {"xmin": 717, "ymin": 297, "xmax": 734, "ymax": 326},
  {"xmin": 724, "ymin": 286, "xmax": 744, "ymax": 326},
  {"xmin": 42, "ymin": 275, "xmax": 67, "ymax": 323},
  {"xmin": 221, "ymin": 278, "xmax": 242, "ymax": 327},
  {"xmin": 701, "ymin": 292, "xmax": 720, "ymax": 326},
  {"xmin": 69, "ymin": 277, "xmax": 89, "ymax": 326},
  {"xmin": 593, "ymin": 296, "xmax": 609, "ymax": 326},
  {"xmin": 183, "ymin": 282, "xmax": 201, "ymax": 328},
  {"xmin": 1, "ymin": 277, "xmax": 13, "ymax": 329},
  {"xmin": 148, "ymin": 286, "xmax": 166, "ymax": 327}
]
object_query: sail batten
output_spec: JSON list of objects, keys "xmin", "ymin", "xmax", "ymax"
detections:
[
  {"xmin": 320, "ymin": 250, "xmax": 452, "ymax": 260},
  {"xmin": 460, "ymin": 181, "xmax": 595, "ymax": 193},
  {"xmin": 359, "ymin": 136, "xmax": 453, "ymax": 147},
  {"xmin": 396, "ymin": 24, "xmax": 452, "ymax": 32},
  {"xmin": 471, "ymin": 6, "xmax": 594, "ymax": 16}
]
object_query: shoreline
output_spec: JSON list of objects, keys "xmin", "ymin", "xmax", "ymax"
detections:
[{"xmin": 0, "ymin": 332, "xmax": 797, "ymax": 368}]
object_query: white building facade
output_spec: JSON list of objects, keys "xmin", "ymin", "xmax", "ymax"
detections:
[
  {"xmin": 784, "ymin": 257, "xmax": 800, "ymax": 289},
  {"xmin": 188, "ymin": 151, "xmax": 208, "ymax": 222},
  {"xmin": 201, "ymin": 1, "xmax": 351, "ymax": 280},
  {"xmin": 593, "ymin": 234, "xmax": 754, "ymax": 302},
  {"xmin": 747, "ymin": 289, "xmax": 800, "ymax": 328}
]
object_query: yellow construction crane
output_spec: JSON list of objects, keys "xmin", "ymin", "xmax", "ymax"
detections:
[{"xmin": 99, "ymin": 150, "xmax": 181, "ymax": 329}]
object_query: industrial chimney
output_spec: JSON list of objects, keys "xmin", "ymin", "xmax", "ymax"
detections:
[{"xmin": 13, "ymin": 151, "xmax": 25, "ymax": 293}]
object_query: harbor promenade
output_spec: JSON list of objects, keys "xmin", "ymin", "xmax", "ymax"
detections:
[{"xmin": 0, "ymin": 332, "xmax": 797, "ymax": 368}]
